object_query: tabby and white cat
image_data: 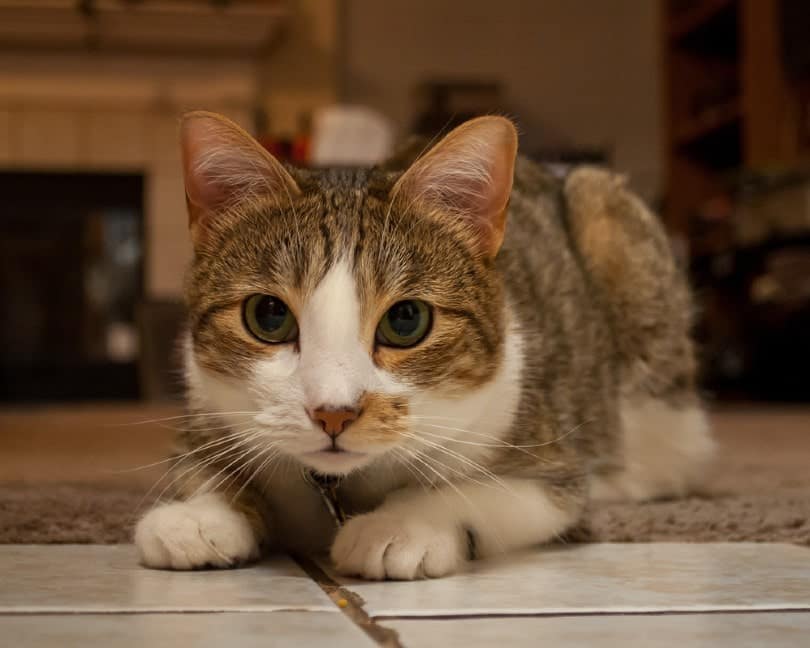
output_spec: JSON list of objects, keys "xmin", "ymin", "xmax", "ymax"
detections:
[{"xmin": 134, "ymin": 111, "xmax": 714, "ymax": 579}]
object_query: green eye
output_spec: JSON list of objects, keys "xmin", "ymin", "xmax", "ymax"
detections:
[
  {"xmin": 376, "ymin": 300, "xmax": 432, "ymax": 348},
  {"xmin": 243, "ymin": 294, "xmax": 298, "ymax": 343}
]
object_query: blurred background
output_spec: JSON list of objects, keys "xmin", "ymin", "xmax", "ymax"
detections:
[{"xmin": 1, "ymin": 0, "xmax": 809, "ymax": 420}]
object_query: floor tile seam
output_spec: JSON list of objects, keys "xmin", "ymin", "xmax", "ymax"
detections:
[
  {"xmin": 294, "ymin": 555, "xmax": 404, "ymax": 648},
  {"xmin": 371, "ymin": 607, "xmax": 810, "ymax": 622},
  {"xmin": 0, "ymin": 606, "xmax": 338, "ymax": 616}
]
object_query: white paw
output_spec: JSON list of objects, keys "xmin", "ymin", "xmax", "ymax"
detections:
[
  {"xmin": 134, "ymin": 493, "xmax": 260, "ymax": 570},
  {"xmin": 330, "ymin": 512, "xmax": 465, "ymax": 580}
]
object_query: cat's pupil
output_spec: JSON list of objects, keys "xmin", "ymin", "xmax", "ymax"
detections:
[
  {"xmin": 255, "ymin": 296, "xmax": 288, "ymax": 332},
  {"xmin": 388, "ymin": 301, "xmax": 420, "ymax": 336}
]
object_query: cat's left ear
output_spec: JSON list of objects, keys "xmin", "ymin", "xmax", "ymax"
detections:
[
  {"xmin": 180, "ymin": 111, "xmax": 300, "ymax": 246},
  {"xmin": 392, "ymin": 116, "xmax": 518, "ymax": 259}
]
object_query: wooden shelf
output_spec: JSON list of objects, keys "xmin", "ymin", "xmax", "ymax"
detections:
[
  {"xmin": 669, "ymin": 0, "xmax": 734, "ymax": 41},
  {"xmin": 664, "ymin": 0, "xmax": 804, "ymax": 238},
  {"xmin": 675, "ymin": 99, "xmax": 742, "ymax": 146}
]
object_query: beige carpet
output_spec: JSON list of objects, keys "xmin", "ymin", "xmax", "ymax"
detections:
[{"xmin": 1, "ymin": 408, "xmax": 808, "ymax": 546}]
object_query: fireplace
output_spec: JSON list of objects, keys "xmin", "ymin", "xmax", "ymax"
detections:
[
  {"xmin": 0, "ymin": 171, "xmax": 144, "ymax": 401},
  {"xmin": 0, "ymin": 25, "xmax": 267, "ymax": 402}
]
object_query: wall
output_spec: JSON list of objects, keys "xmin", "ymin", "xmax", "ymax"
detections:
[
  {"xmin": 261, "ymin": 0, "xmax": 340, "ymax": 136},
  {"xmin": 342, "ymin": 0, "xmax": 663, "ymax": 201}
]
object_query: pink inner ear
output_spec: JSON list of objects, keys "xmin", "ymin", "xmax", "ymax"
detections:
[
  {"xmin": 448, "ymin": 155, "xmax": 511, "ymax": 219},
  {"xmin": 182, "ymin": 134, "xmax": 226, "ymax": 212},
  {"xmin": 179, "ymin": 112, "xmax": 300, "ymax": 226},
  {"xmin": 394, "ymin": 116, "xmax": 518, "ymax": 257},
  {"xmin": 181, "ymin": 116, "xmax": 238, "ymax": 214},
  {"xmin": 487, "ymin": 146, "xmax": 515, "ymax": 213}
]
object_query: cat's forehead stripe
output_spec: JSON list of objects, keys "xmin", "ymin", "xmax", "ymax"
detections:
[
  {"xmin": 298, "ymin": 257, "xmax": 372, "ymax": 408},
  {"xmin": 302, "ymin": 258, "xmax": 360, "ymax": 348}
]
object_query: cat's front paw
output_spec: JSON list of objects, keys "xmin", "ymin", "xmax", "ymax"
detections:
[
  {"xmin": 134, "ymin": 493, "xmax": 260, "ymax": 570},
  {"xmin": 330, "ymin": 512, "xmax": 465, "ymax": 580}
]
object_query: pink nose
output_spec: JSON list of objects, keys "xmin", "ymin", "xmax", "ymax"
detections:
[{"xmin": 310, "ymin": 407, "xmax": 359, "ymax": 438}]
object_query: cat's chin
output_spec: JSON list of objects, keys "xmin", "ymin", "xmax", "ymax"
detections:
[{"xmin": 298, "ymin": 449, "xmax": 371, "ymax": 475}]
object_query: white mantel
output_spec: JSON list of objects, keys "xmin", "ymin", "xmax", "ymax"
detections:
[{"xmin": 0, "ymin": 0, "xmax": 285, "ymax": 56}]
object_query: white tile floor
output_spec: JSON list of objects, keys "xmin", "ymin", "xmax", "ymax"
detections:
[
  {"xmin": 0, "ymin": 545, "xmax": 335, "ymax": 613},
  {"xmin": 4, "ymin": 613, "xmax": 376, "ymax": 648},
  {"xmin": 386, "ymin": 613, "xmax": 810, "ymax": 648},
  {"xmin": 324, "ymin": 543, "xmax": 810, "ymax": 617},
  {"xmin": 2, "ymin": 543, "xmax": 809, "ymax": 646}
]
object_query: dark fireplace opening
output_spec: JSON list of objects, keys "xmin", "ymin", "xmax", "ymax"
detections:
[{"xmin": 0, "ymin": 171, "xmax": 144, "ymax": 402}]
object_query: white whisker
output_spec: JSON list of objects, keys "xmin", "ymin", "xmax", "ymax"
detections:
[
  {"xmin": 111, "ymin": 423, "xmax": 258, "ymax": 474},
  {"xmin": 145, "ymin": 429, "xmax": 266, "ymax": 506},
  {"xmin": 110, "ymin": 410, "xmax": 262, "ymax": 427},
  {"xmin": 400, "ymin": 431, "xmax": 525, "ymax": 501}
]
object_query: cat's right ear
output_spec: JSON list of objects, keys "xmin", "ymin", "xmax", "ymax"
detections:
[
  {"xmin": 180, "ymin": 111, "xmax": 300, "ymax": 247},
  {"xmin": 391, "ymin": 116, "xmax": 518, "ymax": 259}
]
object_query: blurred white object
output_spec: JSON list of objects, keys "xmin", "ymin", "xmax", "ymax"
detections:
[
  {"xmin": 107, "ymin": 321, "xmax": 138, "ymax": 363},
  {"xmin": 311, "ymin": 106, "xmax": 394, "ymax": 166}
]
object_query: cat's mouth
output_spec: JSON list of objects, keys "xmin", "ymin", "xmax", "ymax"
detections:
[
  {"xmin": 306, "ymin": 445, "xmax": 365, "ymax": 458},
  {"xmin": 300, "ymin": 446, "xmax": 369, "ymax": 474}
]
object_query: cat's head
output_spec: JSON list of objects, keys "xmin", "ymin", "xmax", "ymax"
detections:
[{"xmin": 181, "ymin": 111, "xmax": 518, "ymax": 476}]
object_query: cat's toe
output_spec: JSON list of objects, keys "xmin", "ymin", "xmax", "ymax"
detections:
[
  {"xmin": 134, "ymin": 493, "xmax": 260, "ymax": 570},
  {"xmin": 331, "ymin": 513, "xmax": 463, "ymax": 580}
]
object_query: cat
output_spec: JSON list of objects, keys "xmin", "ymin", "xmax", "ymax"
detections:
[{"xmin": 134, "ymin": 111, "xmax": 714, "ymax": 579}]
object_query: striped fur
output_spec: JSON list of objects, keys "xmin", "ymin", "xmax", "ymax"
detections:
[{"xmin": 134, "ymin": 113, "xmax": 713, "ymax": 578}]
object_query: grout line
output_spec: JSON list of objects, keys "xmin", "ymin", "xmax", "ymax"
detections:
[
  {"xmin": 0, "ymin": 607, "xmax": 337, "ymax": 616},
  {"xmin": 3, "ymin": 606, "xmax": 807, "ymax": 619},
  {"xmin": 293, "ymin": 555, "xmax": 403, "ymax": 648},
  {"xmin": 372, "ymin": 608, "xmax": 810, "ymax": 622},
  {"xmin": 3, "ymin": 607, "xmax": 809, "ymax": 620}
]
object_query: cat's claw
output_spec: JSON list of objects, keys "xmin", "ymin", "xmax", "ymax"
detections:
[
  {"xmin": 134, "ymin": 493, "xmax": 260, "ymax": 570},
  {"xmin": 330, "ymin": 512, "xmax": 464, "ymax": 580}
]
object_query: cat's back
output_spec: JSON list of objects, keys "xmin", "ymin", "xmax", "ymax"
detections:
[
  {"xmin": 498, "ymin": 157, "xmax": 605, "ymax": 339},
  {"xmin": 501, "ymin": 157, "xmax": 698, "ymax": 402}
]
